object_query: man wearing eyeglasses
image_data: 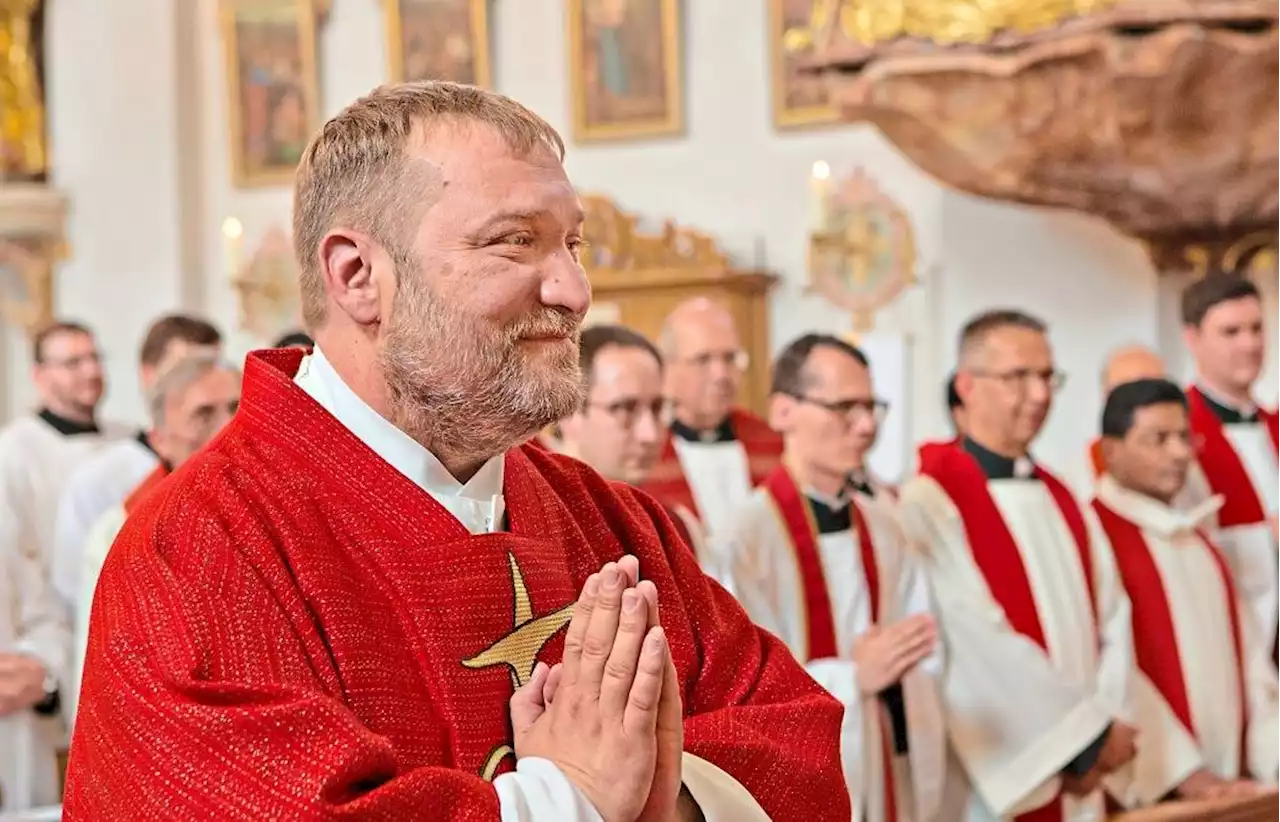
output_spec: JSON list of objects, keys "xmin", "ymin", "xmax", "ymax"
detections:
[
  {"xmin": 899, "ymin": 309, "xmax": 1152, "ymax": 822},
  {"xmin": 644, "ymin": 299, "xmax": 783, "ymax": 539},
  {"xmin": 0, "ymin": 320, "xmax": 129, "ymax": 812},
  {"xmin": 723, "ymin": 333, "xmax": 947, "ymax": 822},
  {"xmin": 558, "ymin": 325, "xmax": 710, "ymax": 565}
]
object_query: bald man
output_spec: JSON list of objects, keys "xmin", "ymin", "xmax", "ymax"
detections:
[
  {"xmin": 1087, "ymin": 345, "xmax": 1167, "ymax": 479},
  {"xmin": 642, "ymin": 299, "xmax": 783, "ymax": 538}
]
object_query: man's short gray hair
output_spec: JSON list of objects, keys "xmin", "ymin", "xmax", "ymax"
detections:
[{"xmin": 148, "ymin": 353, "xmax": 240, "ymax": 428}]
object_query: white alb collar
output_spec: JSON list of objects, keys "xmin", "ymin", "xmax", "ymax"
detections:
[
  {"xmin": 1096, "ymin": 473, "xmax": 1221, "ymax": 538},
  {"xmin": 293, "ymin": 346, "xmax": 505, "ymax": 506}
]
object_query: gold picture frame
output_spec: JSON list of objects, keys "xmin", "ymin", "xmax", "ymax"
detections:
[
  {"xmin": 566, "ymin": 0, "xmax": 684, "ymax": 143},
  {"xmin": 384, "ymin": 0, "xmax": 492, "ymax": 86},
  {"xmin": 220, "ymin": 0, "xmax": 322, "ymax": 188},
  {"xmin": 769, "ymin": 0, "xmax": 841, "ymax": 129}
]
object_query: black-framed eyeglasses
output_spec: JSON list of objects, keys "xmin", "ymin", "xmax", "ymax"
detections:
[
  {"xmin": 970, "ymin": 368, "xmax": 1066, "ymax": 393},
  {"xmin": 41, "ymin": 350, "xmax": 103, "ymax": 370},
  {"xmin": 585, "ymin": 397, "xmax": 668, "ymax": 428},
  {"xmin": 791, "ymin": 394, "xmax": 889, "ymax": 422},
  {"xmin": 679, "ymin": 349, "xmax": 749, "ymax": 371}
]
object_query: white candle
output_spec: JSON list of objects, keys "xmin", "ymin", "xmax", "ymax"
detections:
[
  {"xmin": 221, "ymin": 217, "xmax": 244, "ymax": 281},
  {"xmin": 809, "ymin": 160, "xmax": 831, "ymax": 233}
]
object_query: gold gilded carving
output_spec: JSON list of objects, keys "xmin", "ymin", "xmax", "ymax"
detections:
[
  {"xmin": 0, "ymin": 0, "xmax": 46, "ymax": 180},
  {"xmin": 579, "ymin": 194, "xmax": 728, "ymax": 273},
  {"xmin": 0, "ymin": 236, "xmax": 61, "ymax": 333},
  {"xmin": 786, "ymin": 0, "xmax": 1119, "ymax": 50},
  {"xmin": 226, "ymin": 221, "xmax": 302, "ymax": 341}
]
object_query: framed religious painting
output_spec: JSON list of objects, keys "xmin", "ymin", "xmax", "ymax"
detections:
[
  {"xmin": 383, "ymin": 0, "xmax": 492, "ymax": 86},
  {"xmin": 768, "ymin": 0, "xmax": 841, "ymax": 129},
  {"xmin": 566, "ymin": 0, "xmax": 684, "ymax": 143},
  {"xmin": 220, "ymin": 0, "xmax": 322, "ymax": 187}
]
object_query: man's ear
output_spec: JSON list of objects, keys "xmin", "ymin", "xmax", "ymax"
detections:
[
  {"xmin": 1181, "ymin": 324, "xmax": 1200, "ymax": 354},
  {"xmin": 319, "ymin": 229, "xmax": 384, "ymax": 326},
  {"xmin": 767, "ymin": 393, "xmax": 793, "ymax": 432}
]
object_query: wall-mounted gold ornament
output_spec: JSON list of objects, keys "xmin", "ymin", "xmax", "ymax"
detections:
[
  {"xmin": 0, "ymin": 0, "xmax": 47, "ymax": 181},
  {"xmin": 579, "ymin": 194, "xmax": 729, "ymax": 274},
  {"xmin": 806, "ymin": 165, "xmax": 917, "ymax": 331},
  {"xmin": 0, "ymin": 183, "xmax": 68, "ymax": 336},
  {"xmin": 224, "ymin": 220, "xmax": 301, "ymax": 341}
]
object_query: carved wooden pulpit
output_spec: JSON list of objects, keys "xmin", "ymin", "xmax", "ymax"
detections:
[{"xmin": 579, "ymin": 195, "xmax": 778, "ymax": 415}]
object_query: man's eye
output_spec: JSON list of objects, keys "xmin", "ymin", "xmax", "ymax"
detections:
[{"xmin": 494, "ymin": 234, "xmax": 532, "ymax": 247}]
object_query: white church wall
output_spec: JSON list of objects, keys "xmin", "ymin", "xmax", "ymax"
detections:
[{"xmin": 10, "ymin": 0, "xmax": 1275, "ymax": 485}]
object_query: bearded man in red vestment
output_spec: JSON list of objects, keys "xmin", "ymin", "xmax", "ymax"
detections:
[{"xmin": 64, "ymin": 82, "xmax": 846, "ymax": 822}]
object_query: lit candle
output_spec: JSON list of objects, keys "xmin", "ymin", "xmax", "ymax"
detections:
[
  {"xmin": 810, "ymin": 160, "xmax": 831, "ymax": 233},
  {"xmin": 222, "ymin": 217, "xmax": 244, "ymax": 281}
]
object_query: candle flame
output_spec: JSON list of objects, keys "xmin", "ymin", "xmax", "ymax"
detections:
[
  {"xmin": 221, "ymin": 217, "xmax": 244, "ymax": 240},
  {"xmin": 811, "ymin": 160, "xmax": 831, "ymax": 181}
]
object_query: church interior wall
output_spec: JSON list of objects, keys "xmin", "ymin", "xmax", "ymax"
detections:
[{"xmin": 6, "ymin": 0, "xmax": 1275, "ymax": 496}]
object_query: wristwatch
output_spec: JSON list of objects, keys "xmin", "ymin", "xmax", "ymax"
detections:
[{"xmin": 32, "ymin": 666, "xmax": 60, "ymax": 717}]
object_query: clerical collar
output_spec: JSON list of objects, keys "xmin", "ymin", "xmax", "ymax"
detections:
[
  {"xmin": 670, "ymin": 417, "xmax": 736, "ymax": 444},
  {"xmin": 961, "ymin": 437, "xmax": 1035, "ymax": 480},
  {"xmin": 293, "ymin": 346, "xmax": 505, "ymax": 524},
  {"xmin": 846, "ymin": 468, "xmax": 875, "ymax": 498},
  {"xmin": 804, "ymin": 487, "xmax": 852, "ymax": 534},
  {"xmin": 37, "ymin": 408, "xmax": 99, "ymax": 436},
  {"xmin": 1195, "ymin": 383, "xmax": 1258, "ymax": 424},
  {"xmin": 1096, "ymin": 474, "xmax": 1222, "ymax": 537},
  {"xmin": 134, "ymin": 429, "xmax": 158, "ymax": 457}
]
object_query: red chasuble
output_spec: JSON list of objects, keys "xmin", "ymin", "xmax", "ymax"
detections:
[
  {"xmin": 918, "ymin": 441, "xmax": 1097, "ymax": 822},
  {"xmin": 1090, "ymin": 500, "xmax": 1247, "ymax": 763},
  {"xmin": 761, "ymin": 465, "xmax": 898, "ymax": 822},
  {"xmin": 642, "ymin": 408, "xmax": 784, "ymax": 520},
  {"xmin": 121, "ymin": 464, "xmax": 169, "ymax": 515},
  {"xmin": 1186, "ymin": 386, "xmax": 1280, "ymax": 529},
  {"xmin": 65, "ymin": 349, "xmax": 847, "ymax": 821}
]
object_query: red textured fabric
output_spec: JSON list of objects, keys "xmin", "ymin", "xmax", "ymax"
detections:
[
  {"xmin": 918, "ymin": 442, "xmax": 1097, "ymax": 822},
  {"xmin": 1091, "ymin": 501, "xmax": 1248, "ymax": 773},
  {"xmin": 65, "ymin": 349, "xmax": 848, "ymax": 821},
  {"xmin": 1187, "ymin": 386, "xmax": 1279, "ymax": 528},
  {"xmin": 642, "ymin": 408, "xmax": 783, "ymax": 520},
  {"xmin": 122, "ymin": 464, "xmax": 169, "ymax": 515}
]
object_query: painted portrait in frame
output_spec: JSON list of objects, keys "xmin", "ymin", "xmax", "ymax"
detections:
[
  {"xmin": 384, "ymin": 0, "xmax": 491, "ymax": 87},
  {"xmin": 566, "ymin": 0, "xmax": 683, "ymax": 143},
  {"xmin": 769, "ymin": 0, "xmax": 840, "ymax": 129},
  {"xmin": 220, "ymin": 0, "xmax": 322, "ymax": 187}
]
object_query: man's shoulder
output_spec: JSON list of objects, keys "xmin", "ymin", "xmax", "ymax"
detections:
[
  {"xmin": 0, "ymin": 413, "xmax": 43, "ymax": 452},
  {"xmin": 67, "ymin": 437, "xmax": 154, "ymax": 486}
]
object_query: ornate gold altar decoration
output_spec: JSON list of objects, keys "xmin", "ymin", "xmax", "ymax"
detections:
[
  {"xmin": 579, "ymin": 194, "xmax": 730, "ymax": 274},
  {"xmin": 807, "ymin": 164, "xmax": 918, "ymax": 331},
  {"xmin": 0, "ymin": 185, "xmax": 66, "ymax": 335},
  {"xmin": 0, "ymin": 0, "xmax": 46, "ymax": 180},
  {"xmin": 224, "ymin": 220, "xmax": 302, "ymax": 340},
  {"xmin": 797, "ymin": 0, "xmax": 1279, "ymax": 274}
]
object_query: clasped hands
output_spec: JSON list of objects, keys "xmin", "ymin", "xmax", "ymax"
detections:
[
  {"xmin": 511, "ymin": 555, "xmax": 695, "ymax": 822},
  {"xmin": 851, "ymin": 613, "xmax": 937, "ymax": 695},
  {"xmin": 0, "ymin": 652, "xmax": 49, "ymax": 716}
]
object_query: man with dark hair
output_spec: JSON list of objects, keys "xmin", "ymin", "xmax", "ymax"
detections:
[
  {"xmin": 558, "ymin": 325, "xmax": 708, "ymax": 564},
  {"xmin": 273, "ymin": 329, "xmax": 313, "ymax": 349},
  {"xmin": 644, "ymin": 298, "xmax": 784, "ymax": 540},
  {"xmin": 51, "ymin": 314, "xmax": 223, "ymax": 616},
  {"xmin": 1178, "ymin": 274, "xmax": 1277, "ymax": 667},
  {"xmin": 0, "ymin": 319, "xmax": 127, "ymax": 811},
  {"xmin": 899, "ymin": 309, "xmax": 1168, "ymax": 821},
  {"xmin": 725, "ymin": 333, "xmax": 947, "ymax": 822},
  {"xmin": 1091, "ymin": 378, "xmax": 1277, "ymax": 796}
]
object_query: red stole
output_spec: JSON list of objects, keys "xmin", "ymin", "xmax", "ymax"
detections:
[
  {"xmin": 761, "ymin": 464, "xmax": 897, "ymax": 822},
  {"xmin": 662, "ymin": 502, "xmax": 698, "ymax": 560},
  {"xmin": 1187, "ymin": 386, "xmax": 1279, "ymax": 528},
  {"xmin": 1088, "ymin": 438, "xmax": 1105, "ymax": 478},
  {"xmin": 123, "ymin": 464, "xmax": 170, "ymax": 515},
  {"xmin": 643, "ymin": 408, "xmax": 784, "ymax": 520},
  {"xmin": 918, "ymin": 442, "xmax": 1097, "ymax": 822},
  {"xmin": 1091, "ymin": 500, "xmax": 1248, "ymax": 774}
]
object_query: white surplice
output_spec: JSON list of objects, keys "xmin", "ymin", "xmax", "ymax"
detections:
[
  {"xmin": 65, "ymin": 504, "xmax": 129, "ymax": 731},
  {"xmin": 898, "ymin": 474, "xmax": 1146, "ymax": 822},
  {"xmin": 1096, "ymin": 477, "xmax": 1280, "ymax": 784},
  {"xmin": 1181, "ymin": 408, "xmax": 1279, "ymax": 664},
  {"xmin": 295, "ymin": 346, "xmax": 769, "ymax": 822},
  {"xmin": 725, "ymin": 484, "xmax": 947, "ymax": 822},
  {"xmin": 50, "ymin": 437, "xmax": 158, "ymax": 616},
  {"xmin": 672, "ymin": 438, "xmax": 754, "ymax": 538},
  {"xmin": 0, "ymin": 517, "xmax": 71, "ymax": 811}
]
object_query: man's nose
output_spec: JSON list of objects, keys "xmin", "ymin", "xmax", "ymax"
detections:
[
  {"xmin": 633, "ymin": 410, "xmax": 662, "ymax": 444},
  {"xmin": 539, "ymin": 253, "xmax": 591, "ymax": 317}
]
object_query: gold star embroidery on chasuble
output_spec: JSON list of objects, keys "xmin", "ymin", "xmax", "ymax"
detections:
[{"xmin": 462, "ymin": 552, "xmax": 575, "ymax": 780}]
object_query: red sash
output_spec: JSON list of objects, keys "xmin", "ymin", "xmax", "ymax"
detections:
[
  {"xmin": 644, "ymin": 408, "xmax": 783, "ymax": 520},
  {"xmin": 919, "ymin": 442, "xmax": 1096, "ymax": 822},
  {"xmin": 1187, "ymin": 386, "xmax": 1279, "ymax": 528},
  {"xmin": 1091, "ymin": 500, "xmax": 1248, "ymax": 773},
  {"xmin": 1088, "ymin": 438, "xmax": 1106, "ymax": 478},
  {"xmin": 761, "ymin": 464, "xmax": 896, "ymax": 822},
  {"xmin": 123, "ymin": 465, "xmax": 170, "ymax": 515}
]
